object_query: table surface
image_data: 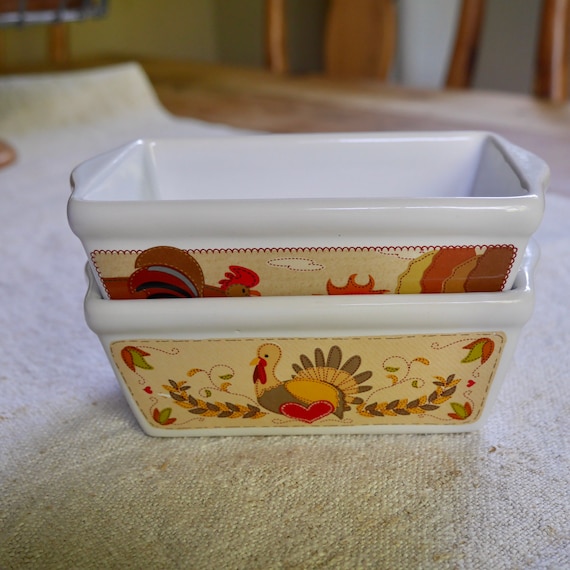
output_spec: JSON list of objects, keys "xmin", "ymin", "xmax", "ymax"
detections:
[
  {"xmin": 137, "ymin": 59, "xmax": 570, "ymax": 197},
  {"xmin": 1, "ymin": 61, "xmax": 568, "ymax": 570}
]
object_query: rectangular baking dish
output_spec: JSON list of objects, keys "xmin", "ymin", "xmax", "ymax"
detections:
[
  {"xmin": 68, "ymin": 132, "xmax": 548, "ymax": 299},
  {"xmin": 84, "ymin": 242, "xmax": 538, "ymax": 436}
]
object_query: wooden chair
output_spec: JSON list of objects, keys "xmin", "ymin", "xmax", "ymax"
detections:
[
  {"xmin": 446, "ymin": 0, "xmax": 570, "ymax": 101},
  {"xmin": 265, "ymin": 0, "xmax": 570, "ymax": 102},
  {"xmin": 0, "ymin": 0, "xmax": 108, "ymax": 168},
  {"xmin": 265, "ymin": 0, "xmax": 396, "ymax": 80},
  {"xmin": 0, "ymin": 0, "xmax": 108, "ymax": 66}
]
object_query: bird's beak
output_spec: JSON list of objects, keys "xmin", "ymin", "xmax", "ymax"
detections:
[
  {"xmin": 249, "ymin": 289, "xmax": 261, "ymax": 296},
  {"xmin": 250, "ymin": 356, "xmax": 260, "ymax": 366}
]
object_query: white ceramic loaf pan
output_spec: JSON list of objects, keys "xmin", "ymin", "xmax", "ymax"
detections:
[
  {"xmin": 84, "ymin": 242, "xmax": 538, "ymax": 436},
  {"xmin": 69, "ymin": 132, "xmax": 548, "ymax": 299}
]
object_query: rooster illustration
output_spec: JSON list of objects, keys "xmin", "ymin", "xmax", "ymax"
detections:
[
  {"xmin": 250, "ymin": 344, "xmax": 372, "ymax": 423},
  {"xmin": 126, "ymin": 246, "xmax": 260, "ymax": 299},
  {"xmin": 209, "ymin": 266, "xmax": 260, "ymax": 297}
]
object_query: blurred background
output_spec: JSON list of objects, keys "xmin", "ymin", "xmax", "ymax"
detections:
[{"xmin": 0, "ymin": 0, "xmax": 544, "ymax": 93}]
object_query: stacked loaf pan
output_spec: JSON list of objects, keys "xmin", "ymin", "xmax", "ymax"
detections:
[{"xmin": 68, "ymin": 132, "xmax": 548, "ymax": 436}]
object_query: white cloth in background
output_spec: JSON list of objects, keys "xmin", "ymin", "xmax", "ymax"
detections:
[{"xmin": 0, "ymin": 63, "xmax": 568, "ymax": 569}]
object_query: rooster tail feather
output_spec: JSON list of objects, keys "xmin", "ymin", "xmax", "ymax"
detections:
[{"xmin": 129, "ymin": 266, "xmax": 201, "ymax": 299}]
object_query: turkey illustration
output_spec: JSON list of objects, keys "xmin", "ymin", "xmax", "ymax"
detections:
[{"xmin": 251, "ymin": 344, "xmax": 372, "ymax": 423}]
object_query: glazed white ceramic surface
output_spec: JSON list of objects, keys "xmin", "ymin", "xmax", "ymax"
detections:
[
  {"xmin": 84, "ymin": 243, "xmax": 538, "ymax": 437},
  {"xmin": 69, "ymin": 132, "xmax": 548, "ymax": 298}
]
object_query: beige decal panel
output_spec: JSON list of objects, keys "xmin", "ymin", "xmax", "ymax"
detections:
[
  {"xmin": 110, "ymin": 332, "xmax": 505, "ymax": 431},
  {"xmin": 92, "ymin": 244, "xmax": 516, "ymax": 299}
]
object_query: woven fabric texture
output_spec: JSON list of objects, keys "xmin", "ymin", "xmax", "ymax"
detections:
[{"xmin": 0, "ymin": 64, "xmax": 568, "ymax": 570}]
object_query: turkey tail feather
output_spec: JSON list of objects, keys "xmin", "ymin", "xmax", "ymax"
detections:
[
  {"xmin": 353, "ymin": 370, "xmax": 373, "ymax": 384},
  {"xmin": 300, "ymin": 354, "xmax": 313, "ymax": 370},
  {"xmin": 341, "ymin": 355, "xmax": 361, "ymax": 375},
  {"xmin": 326, "ymin": 346, "xmax": 342, "ymax": 369},
  {"xmin": 314, "ymin": 348, "xmax": 326, "ymax": 368},
  {"xmin": 289, "ymin": 345, "xmax": 373, "ymax": 402}
]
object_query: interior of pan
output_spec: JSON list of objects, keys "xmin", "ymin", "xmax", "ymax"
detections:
[{"xmin": 74, "ymin": 132, "xmax": 527, "ymax": 202}]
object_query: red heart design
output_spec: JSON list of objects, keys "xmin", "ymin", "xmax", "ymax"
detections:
[
  {"xmin": 143, "ymin": 386, "xmax": 153, "ymax": 394},
  {"xmin": 467, "ymin": 380, "xmax": 475, "ymax": 388},
  {"xmin": 279, "ymin": 400, "xmax": 335, "ymax": 424}
]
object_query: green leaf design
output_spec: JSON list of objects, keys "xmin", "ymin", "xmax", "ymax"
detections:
[
  {"xmin": 132, "ymin": 351, "xmax": 153, "ymax": 370},
  {"xmin": 384, "ymin": 366, "xmax": 400, "ymax": 373},
  {"xmin": 450, "ymin": 402, "xmax": 468, "ymax": 419},
  {"xmin": 462, "ymin": 338, "xmax": 495, "ymax": 365},
  {"xmin": 153, "ymin": 407, "xmax": 177, "ymax": 425},
  {"xmin": 121, "ymin": 346, "xmax": 153, "ymax": 372},
  {"xmin": 462, "ymin": 345, "xmax": 483, "ymax": 363},
  {"xmin": 159, "ymin": 408, "xmax": 172, "ymax": 424},
  {"xmin": 219, "ymin": 374, "xmax": 234, "ymax": 380}
]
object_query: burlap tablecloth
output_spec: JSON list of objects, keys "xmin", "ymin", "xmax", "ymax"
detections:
[{"xmin": 0, "ymin": 63, "xmax": 568, "ymax": 569}]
